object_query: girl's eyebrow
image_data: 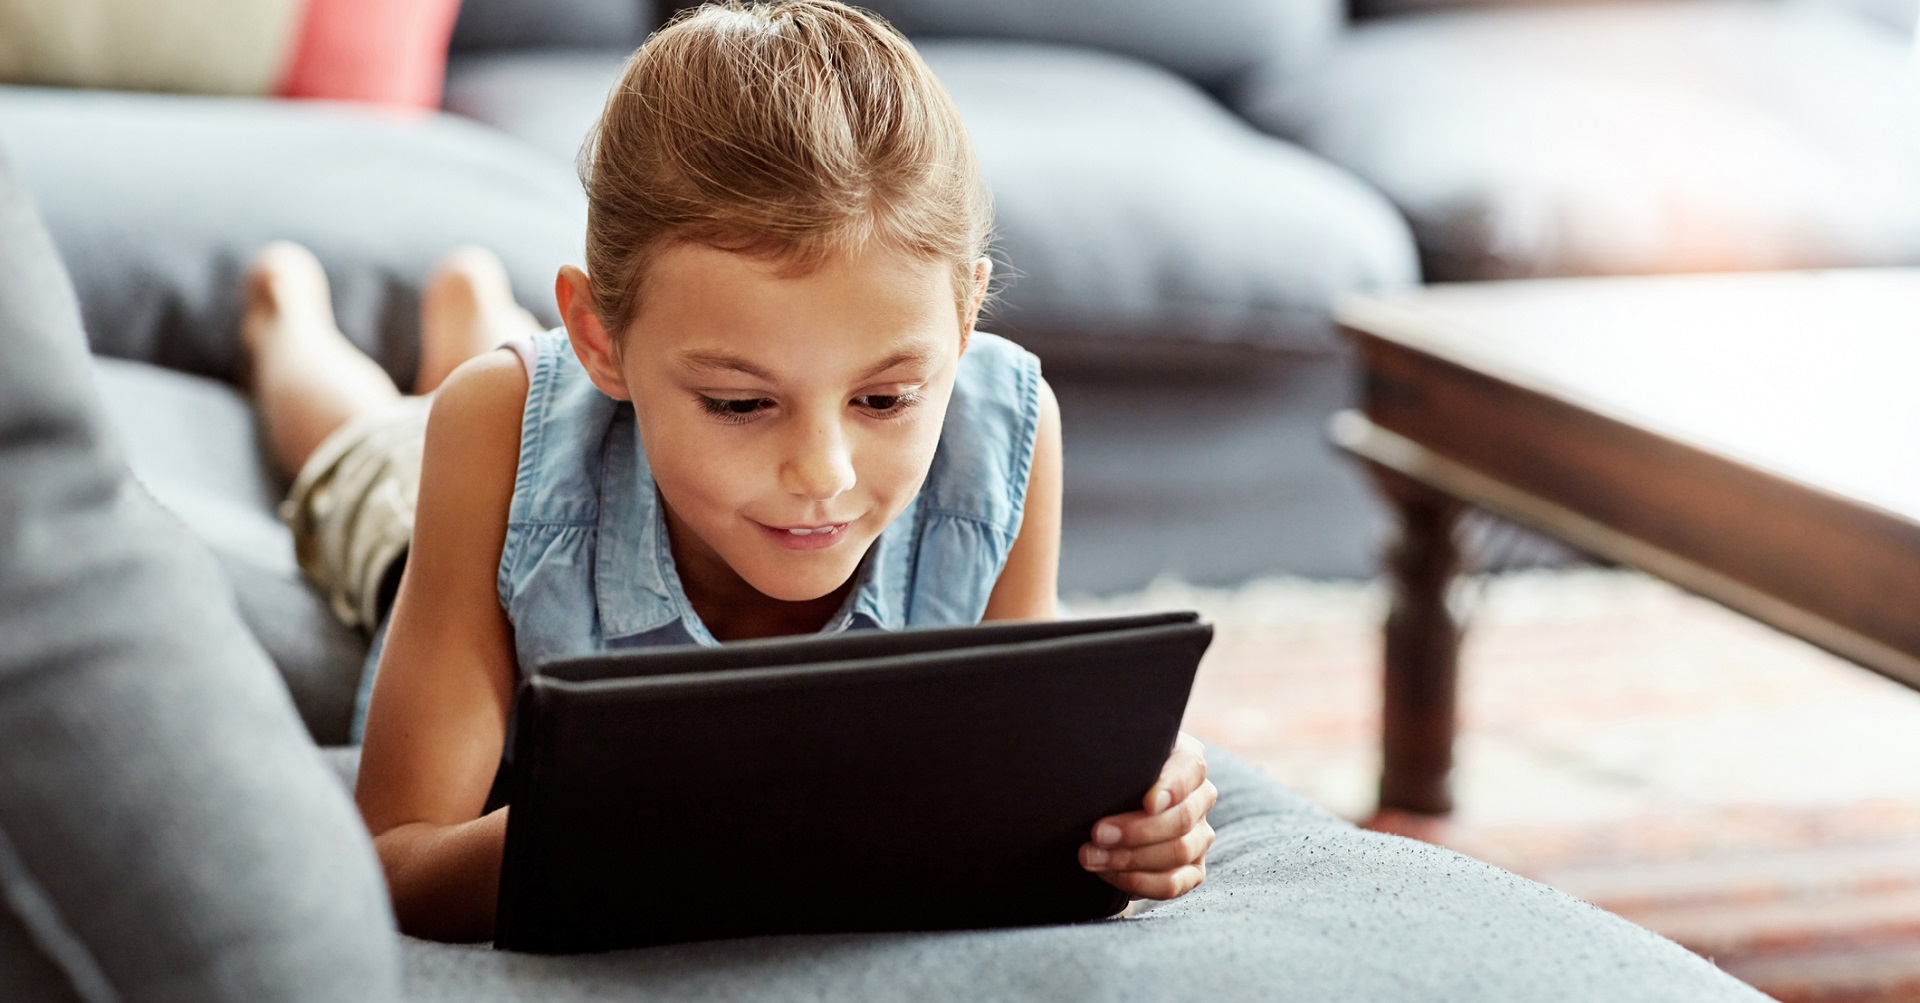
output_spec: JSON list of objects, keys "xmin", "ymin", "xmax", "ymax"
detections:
[
  {"xmin": 679, "ymin": 352, "xmax": 774, "ymax": 381},
  {"xmin": 677, "ymin": 348, "xmax": 937, "ymax": 383},
  {"xmin": 855, "ymin": 348, "xmax": 937, "ymax": 381}
]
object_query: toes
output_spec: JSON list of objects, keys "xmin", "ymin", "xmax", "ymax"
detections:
[
  {"xmin": 425, "ymin": 246, "xmax": 515, "ymax": 311},
  {"xmin": 242, "ymin": 242, "xmax": 334, "ymax": 359},
  {"xmin": 246, "ymin": 241, "xmax": 331, "ymax": 314},
  {"xmin": 422, "ymin": 247, "xmax": 539, "ymax": 341},
  {"xmin": 418, "ymin": 246, "xmax": 533, "ymax": 393}
]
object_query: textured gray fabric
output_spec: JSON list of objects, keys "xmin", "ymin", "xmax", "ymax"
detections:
[
  {"xmin": 0, "ymin": 156, "xmax": 400, "ymax": 999},
  {"xmin": 1239, "ymin": 0, "xmax": 1920, "ymax": 281},
  {"xmin": 1051, "ymin": 346, "xmax": 1571, "ymax": 588},
  {"xmin": 1797, "ymin": 0, "xmax": 1920, "ymax": 32},
  {"xmin": 924, "ymin": 41, "xmax": 1418, "ymax": 355},
  {"xmin": 322, "ymin": 746, "xmax": 364, "ymax": 795},
  {"xmin": 861, "ymin": 0, "xmax": 1339, "ymax": 89},
  {"xmin": 93, "ymin": 357, "xmax": 369, "ymax": 743},
  {"xmin": 450, "ymin": 0, "xmax": 655, "ymax": 52},
  {"xmin": 444, "ymin": 49, "xmax": 631, "ymax": 167},
  {"xmin": 395, "ymin": 749, "xmax": 1762, "ymax": 1002},
  {"xmin": 0, "ymin": 902, "xmax": 86, "ymax": 1003},
  {"xmin": 0, "ymin": 85, "xmax": 585, "ymax": 388},
  {"xmin": 441, "ymin": 41, "xmax": 1418, "ymax": 355},
  {"xmin": 1052, "ymin": 353, "xmax": 1389, "ymax": 586},
  {"xmin": 1359, "ymin": 0, "xmax": 1920, "ymax": 27}
]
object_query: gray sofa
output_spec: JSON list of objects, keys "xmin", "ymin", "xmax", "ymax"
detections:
[
  {"xmin": 1, "ymin": 145, "xmax": 1767, "ymax": 1002},
  {"xmin": 441, "ymin": 0, "xmax": 1920, "ymax": 587},
  {"xmin": 440, "ymin": 0, "xmax": 1421, "ymax": 591},
  {"xmin": 0, "ymin": 0, "xmax": 1425, "ymax": 616},
  {"xmin": 10, "ymin": 0, "xmax": 1917, "ymax": 611},
  {"xmin": 0, "ymin": 2, "xmax": 1880, "ymax": 997},
  {"xmin": 0, "ymin": 0, "xmax": 1909, "ymax": 743},
  {"xmin": 0, "ymin": 0, "xmax": 1416, "ymax": 738},
  {"xmin": 1240, "ymin": 0, "xmax": 1920, "ymax": 283}
]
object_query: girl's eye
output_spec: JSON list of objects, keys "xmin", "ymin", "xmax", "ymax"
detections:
[
  {"xmin": 853, "ymin": 392, "xmax": 922, "ymax": 417},
  {"xmin": 698, "ymin": 396, "xmax": 773, "ymax": 422}
]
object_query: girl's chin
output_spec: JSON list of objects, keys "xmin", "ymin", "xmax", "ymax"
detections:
[
  {"xmin": 744, "ymin": 572, "xmax": 858, "ymax": 605},
  {"xmin": 734, "ymin": 549, "xmax": 866, "ymax": 605}
]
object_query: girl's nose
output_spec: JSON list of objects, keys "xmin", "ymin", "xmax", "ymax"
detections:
[{"xmin": 780, "ymin": 418, "xmax": 857, "ymax": 500}]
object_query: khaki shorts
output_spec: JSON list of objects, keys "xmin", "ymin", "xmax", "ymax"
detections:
[{"xmin": 280, "ymin": 395, "xmax": 433, "ymax": 631}]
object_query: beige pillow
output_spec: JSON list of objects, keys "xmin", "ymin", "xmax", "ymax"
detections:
[{"xmin": 0, "ymin": 0, "xmax": 306, "ymax": 95}]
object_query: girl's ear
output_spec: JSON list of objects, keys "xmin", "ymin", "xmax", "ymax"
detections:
[
  {"xmin": 556, "ymin": 265, "xmax": 632, "ymax": 401},
  {"xmin": 961, "ymin": 257, "xmax": 992, "ymax": 354}
]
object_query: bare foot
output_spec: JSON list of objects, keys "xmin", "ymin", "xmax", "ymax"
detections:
[
  {"xmin": 242, "ymin": 241, "xmax": 341, "ymax": 386},
  {"xmin": 416, "ymin": 247, "xmax": 543, "ymax": 394},
  {"xmin": 242, "ymin": 241, "xmax": 402, "ymax": 479}
]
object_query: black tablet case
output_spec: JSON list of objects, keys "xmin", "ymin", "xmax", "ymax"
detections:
[{"xmin": 493, "ymin": 612, "xmax": 1211, "ymax": 954}]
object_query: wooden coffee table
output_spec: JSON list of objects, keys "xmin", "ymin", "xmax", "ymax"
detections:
[{"xmin": 1332, "ymin": 270, "xmax": 1920, "ymax": 821}]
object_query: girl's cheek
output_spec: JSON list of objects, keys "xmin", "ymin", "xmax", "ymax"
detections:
[
  {"xmin": 863, "ymin": 416, "xmax": 943, "ymax": 500},
  {"xmin": 646, "ymin": 414, "xmax": 759, "ymax": 502},
  {"xmin": 694, "ymin": 431, "xmax": 773, "ymax": 495}
]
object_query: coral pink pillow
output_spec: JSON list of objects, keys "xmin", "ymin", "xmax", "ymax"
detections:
[{"xmin": 277, "ymin": 0, "xmax": 465, "ymax": 109}]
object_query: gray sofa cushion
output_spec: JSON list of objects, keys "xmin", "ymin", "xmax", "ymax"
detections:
[
  {"xmin": 1355, "ymin": 0, "xmax": 1920, "ymax": 28},
  {"xmin": 93, "ymin": 356, "xmax": 369, "ymax": 744},
  {"xmin": 1806, "ymin": 0, "xmax": 1920, "ymax": 33},
  {"xmin": 862, "ymin": 0, "xmax": 1338, "ymax": 90},
  {"xmin": 0, "ymin": 156, "xmax": 399, "ymax": 1000},
  {"xmin": 0, "ymin": 85, "xmax": 585, "ymax": 389},
  {"xmin": 392, "ymin": 749, "xmax": 1764, "ymax": 1002},
  {"xmin": 1239, "ymin": 0, "xmax": 1920, "ymax": 281},
  {"xmin": 444, "ymin": 49, "xmax": 635, "ymax": 168},
  {"xmin": 925, "ymin": 41, "xmax": 1417, "ymax": 356},
  {"xmin": 450, "ymin": 0, "xmax": 656, "ymax": 52},
  {"xmin": 445, "ymin": 42, "xmax": 1418, "ymax": 357}
]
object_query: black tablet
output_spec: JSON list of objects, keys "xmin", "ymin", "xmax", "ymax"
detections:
[{"xmin": 493, "ymin": 612, "xmax": 1211, "ymax": 954}]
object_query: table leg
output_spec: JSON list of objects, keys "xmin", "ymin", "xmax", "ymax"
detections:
[{"xmin": 1371, "ymin": 466, "xmax": 1465, "ymax": 819}]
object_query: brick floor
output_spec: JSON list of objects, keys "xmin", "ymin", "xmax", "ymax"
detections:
[{"xmin": 1073, "ymin": 570, "xmax": 1920, "ymax": 1002}]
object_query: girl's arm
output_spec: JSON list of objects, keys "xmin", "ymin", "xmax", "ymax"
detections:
[
  {"xmin": 982, "ymin": 377, "xmax": 1063, "ymax": 621},
  {"xmin": 354, "ymin": 350, "xmax": 527, "ymax": 942},
  {"xmin": 984, "ymin": 376, "xmax": 1218, "ymax": 901}
]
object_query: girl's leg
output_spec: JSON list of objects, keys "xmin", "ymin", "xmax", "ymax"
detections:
[
  {"xmin": 414, "ymin": 247, "xmax": 544, "ymax": 395},
  {"xmin": 244, "ymin": 242, "xmax": 402, "ymax": 482},
  {"xmin": 245, "ymin": 243, "xmax": 543, "ymax": 480}
]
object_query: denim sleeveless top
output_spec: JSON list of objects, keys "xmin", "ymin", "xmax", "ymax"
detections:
[{"xmin": 494, "ymin": 327, "xmax": 1043, "ymax": 678}]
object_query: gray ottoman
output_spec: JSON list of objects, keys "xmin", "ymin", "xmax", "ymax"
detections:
[{"xmin": 375, "ymin": 750, "xmax": 1767, "ymax": 1002}]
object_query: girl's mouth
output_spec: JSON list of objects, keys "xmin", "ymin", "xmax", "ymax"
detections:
[{"xmin": 757, "ymin": 521, "xmax": 851, "ymax": 551}]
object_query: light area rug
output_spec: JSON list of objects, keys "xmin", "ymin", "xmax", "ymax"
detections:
[{"xmin": 1072, "ymin": 569, "xmax": 1920, "ymax": 1003}]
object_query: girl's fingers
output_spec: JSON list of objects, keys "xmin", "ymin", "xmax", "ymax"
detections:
[
  {"xmin": 1144, "ymin": 732, "xmax": 1208, "ymax": 813},
  {"xmin": 1081, "ymin": 821, "xmax": 1215, "ymax": 873},
  {"xmin": 1092, "ymin": 779, "xmax": 1219, "ymax": 848},
  {"xmin": 1097, "ymin": 862, "xmax": 1208, "ymax": 901}
]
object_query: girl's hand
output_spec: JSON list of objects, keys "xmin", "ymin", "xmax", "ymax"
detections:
[{"xmin": 1079, "ymin": 731, "xmax": 1217, "ymax": 900}]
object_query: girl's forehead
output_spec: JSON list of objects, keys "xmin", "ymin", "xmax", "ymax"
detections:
[
  {"xmin": 644, "ymin": 240, "xmax": 953, "ymax": 304},
  {"xmin": 673, "ymin": 340, "xmax": 948, "ymax": 385},
  {"xmin": 630, "ymin": 243, "xmax": 965, "ymax": 371}
]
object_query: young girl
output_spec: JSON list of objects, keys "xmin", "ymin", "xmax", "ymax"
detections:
[{"xmin": 244, "ymin": 0, "xmax": 1216, "ymax": 942}]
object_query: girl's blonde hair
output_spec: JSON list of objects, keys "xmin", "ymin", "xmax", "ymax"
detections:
[{"xmin": 581, "ymin": 0, "xmax": 993, "ymax": 336}]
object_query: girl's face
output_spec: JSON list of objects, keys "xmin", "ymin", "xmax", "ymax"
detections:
[{"xmin": 598, "ymin": 242, "xmax": 975, "ymax": 603}]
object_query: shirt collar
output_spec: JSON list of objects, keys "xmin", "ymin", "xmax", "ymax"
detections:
[{"xmin": 594, "ymin": 415, "xmax": 678, "ymax": 640}]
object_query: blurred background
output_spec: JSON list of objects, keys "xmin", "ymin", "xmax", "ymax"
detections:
[{"xmin": 5, "ymin": 0, "xmax": 1920, "ymax": 997}]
